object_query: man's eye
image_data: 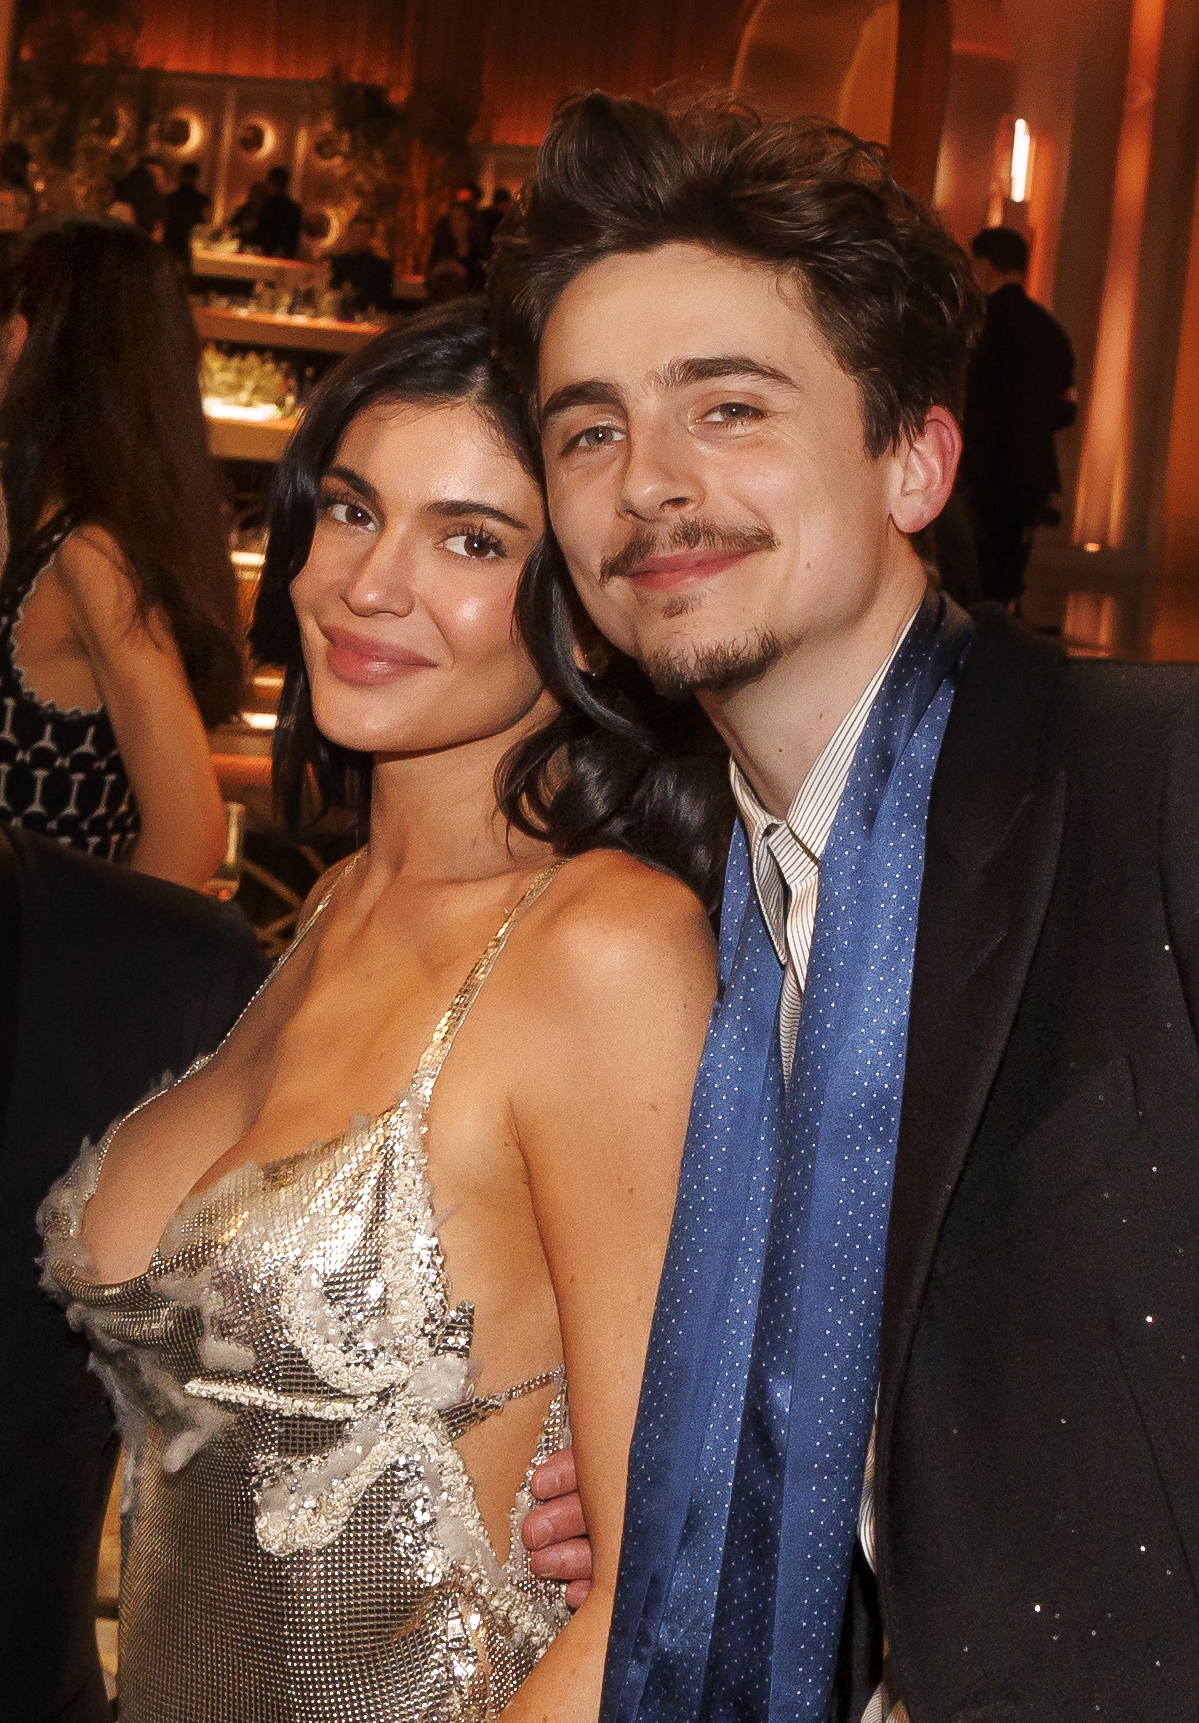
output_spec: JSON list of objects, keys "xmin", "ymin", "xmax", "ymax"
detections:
[
  {"xmin": 323, "ymin": 497, "xmax": 376, "ymax": 529},
  {"xmin": 443, "ymin": 529, "xmax": 505, "ymax": 560},
  {"xmin": 703, "ymin": 401, "xmax": 762, "ymax": 425},
  {"xmin": 569, "ymin": 423, "xmax": 626, "ymax": 453}
]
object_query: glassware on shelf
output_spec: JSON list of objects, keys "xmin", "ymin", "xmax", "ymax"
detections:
[{"xmin": 201, "ymin": 343, "xmax": 299, "ymax": 423}]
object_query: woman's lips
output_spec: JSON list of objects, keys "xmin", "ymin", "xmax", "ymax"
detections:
[
  {"xmin": 626, "ymin": 548, "xmax": 752, "ymax": 592},
  {"xmin": 321, "ymin": 627, "xmax": 436, "ymax": 686}
]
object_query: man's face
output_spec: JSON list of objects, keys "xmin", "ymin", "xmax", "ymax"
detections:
[{"xmin": 538, "ymin": 244, "xmax": 915, "ymax": 698}]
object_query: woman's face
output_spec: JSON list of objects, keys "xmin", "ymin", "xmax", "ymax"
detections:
[{"xmin": 291, "ymin": 399, "xmax": 549, "ymax": 759}]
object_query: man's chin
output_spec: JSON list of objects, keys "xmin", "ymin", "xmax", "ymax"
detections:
[{"xmin": 640, "ymin": 627, "xmax": 794, "ymax": 701}]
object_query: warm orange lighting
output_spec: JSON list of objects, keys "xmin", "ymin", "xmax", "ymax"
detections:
[
  {"xmin": 1064, "ymin": 592, "xmax": 1117, "ymax": 657},
  {"xmin": 1083, "ymin": 541, "xmax": 1102, "ymax": 553},
  {"xmin": 1073, "ymin": 0, "xmax": 1168, "ymax": 549},
  {"xmin": 1010, "ymin": 119, "xmax": 1032, "ymax": 203}
]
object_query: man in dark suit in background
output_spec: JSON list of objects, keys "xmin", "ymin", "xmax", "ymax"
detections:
[
  {"xmin": 329, "ymin": 214, "xmax": 393, "ymax": 314},
  {"xmin": 253, "ymin": 165, "xmax": 303, "ymax": 260},
  {"xmin": 111, "ymin": 156, "xmax": 166, "ymax": 239},
  {"xmin": 497, "ymin": 96, "xmax": 1199, "ymax": 1722},
  {"xmin": 0, "ymin": 828, "xmax": 266, "ymax": 1722},
  {"xmin": 162, "ymin": 162, "xmax": 211, "ymax": 276},
  {"xmin": 957, "ymin": 225, "xmax": 1076, "ymax": 608}
]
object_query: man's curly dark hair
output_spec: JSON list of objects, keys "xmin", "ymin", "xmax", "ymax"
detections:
[{"xmin": 489, "ymin": 91, "xmax": 984, "ymax": 457}]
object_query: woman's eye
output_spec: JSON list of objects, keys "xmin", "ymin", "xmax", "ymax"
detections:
[
  {"xmin": 323, "ymin": 497, "xmax": 376, "ymax": 529},
  {"xmin": 443, "ymin": 529, "xmax": 505, "ymax": 560},
  {"xmin": 702, "ymin": 401, "xmax": 762, "ymax": 425}
]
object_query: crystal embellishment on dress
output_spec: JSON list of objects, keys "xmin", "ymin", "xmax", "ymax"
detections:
[{"xmin": 39, "ymin": 858, "xmax": 571, "ymax": 1722}]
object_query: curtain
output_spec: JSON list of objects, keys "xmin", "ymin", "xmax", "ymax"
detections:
[{"xmin": 136, "ymin": 0, "xmax": 743, "ymax": 146}]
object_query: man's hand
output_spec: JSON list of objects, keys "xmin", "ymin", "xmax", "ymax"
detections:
[{"xmin": 522, "ymin": 1447, "xmax": 593, "ymax": 1609}]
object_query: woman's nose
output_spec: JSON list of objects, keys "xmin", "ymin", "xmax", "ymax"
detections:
[{"xmin": 340, "ymin": 537, "xmax": 417, "ymax": 618}]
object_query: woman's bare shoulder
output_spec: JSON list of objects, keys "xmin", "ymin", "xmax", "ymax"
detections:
[
  {"xmin": 53, "ymin": 525, "xmax": 154, "ymax": 638},
  {"xmin": 528, "ymin": 848, "xmax": 717, "ymax": 999},
  {"xmin": 54, "ymin": 523, "xmax": 132, "ymax": 592}
]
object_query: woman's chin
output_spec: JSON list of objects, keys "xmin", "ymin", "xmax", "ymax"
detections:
[{"xmin": 310, "ymin": 709, "xmax": 400, "ymax": 755}]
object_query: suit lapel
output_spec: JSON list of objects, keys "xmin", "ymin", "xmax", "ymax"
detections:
[{"xmin": 877, "ymin": 610, "xmax": 1067, "ymax": 1447}]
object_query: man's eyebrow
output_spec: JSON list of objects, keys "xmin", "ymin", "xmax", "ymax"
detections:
[
  {"xmin": 424, "ymin": 498, "xmax": 531, "ymax": 532},
  {"xmin": 540, "ymin": 358, "xmax": 798, "ymax": 425},
  {"xmin": 654, "ymin": 355, "xmax": 797, "ymax": 390},
  {"xmin": 540, "ymin": 380, "xmax": 624, "ymax": 424},
  {"xmin": 323, "ymin": 465, "xmax": 383, "ymax": 513}
]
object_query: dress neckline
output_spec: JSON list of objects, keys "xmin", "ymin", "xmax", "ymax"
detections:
[{"xmin": 69, "ymin": 854, "xmax": 566, "ymax": 1293}]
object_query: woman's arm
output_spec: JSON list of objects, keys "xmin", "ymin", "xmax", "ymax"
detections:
[
  {"xmin": 503, "ymin": 856, "xmax": 717, "ymax": 1721},
  {"xmin": 56, "ymin": 527, "xmax": 229, "ymax": 889}
]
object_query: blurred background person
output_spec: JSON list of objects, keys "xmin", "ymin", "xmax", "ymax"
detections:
[
  {"xmin": 425, "ymin": 255, "xmax": 471, "ymax": 301},
  {"xmin": 425, "ymin": 195, "xmax": 485, "ymax": 295},
  {"xmin": 328, "ymin": 212, "xmax": 393, "ymax": 313},
  {"xmin": 163, "ymin": 160, "xmax": 211, "ymax": 275},
  {"xmin": 0, "ymin": 824, "xmax": 265, "ymax": 1723},
  {"xmin": 254, "ymin": 163, "xmax": 302, "ymax": 259},
  {"xmin": 0, "ymin": 218, "xmax": 243, "ymax": 888},
  {"xmin": 111, "ymin": 154, "xmax": 167, "ymax": 239},
  {"xmin": 956, "ymin": 225, "xmax": 1076, "ymax": 609},
  {"xmin": 0, "ymin": 142, "xmax": 37, "ymax": 269},
  {"xmin": 228, "ymin": 178, "xmax": 267, "ymax": 251},
  {"xmin": 479, "ymin": 184, "xmax": 512, "ymax": 255}
]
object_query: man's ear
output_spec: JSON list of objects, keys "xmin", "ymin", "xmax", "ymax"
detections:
[{"xmin": 890, "ymin": 406, "xmax": 961, "ymax": 536}]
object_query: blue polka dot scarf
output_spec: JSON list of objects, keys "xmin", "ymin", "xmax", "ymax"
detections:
[{"xmin": 602, "ymin": 589, "xmax": 974, "ymax": 1723}]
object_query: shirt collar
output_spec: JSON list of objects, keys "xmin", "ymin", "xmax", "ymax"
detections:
[{"xmin": 730, "ymin": 607, "xmax": 919, "ymax": 948}]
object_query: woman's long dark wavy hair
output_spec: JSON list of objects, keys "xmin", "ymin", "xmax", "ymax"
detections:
[
  {"xmin": 250, "ymin": 299, "xmax": 732, "ymax": 911},
  {"xmin": 0, "ymin": 217, "xmax": 243, "ymax": 725}
]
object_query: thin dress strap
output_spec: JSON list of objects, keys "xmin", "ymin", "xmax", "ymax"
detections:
[
  {"xmin": 409, "ymin": 860, "xmax": 566, "ymax": 1113},
  {"xmin": 0, "ymin": 509, "xmax": 77, "ymax": 628}
]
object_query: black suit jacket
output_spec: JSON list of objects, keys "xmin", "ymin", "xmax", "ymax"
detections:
[
  {"xmin": 253, "ymin": 192, "xmax": 302, "ymax": 259},
  {"xmin": 959, "ymin": 284, "xmax": 1075, "ymax": 528},
  {"xmin": 0, "ymin": 831, "xmax": 267, "ymax": 1723},
  {"xmin": 836, "ymin": 606, "xmax": 1199, "ymax": 1719}
]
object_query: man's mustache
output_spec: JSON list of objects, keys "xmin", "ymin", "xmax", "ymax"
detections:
[{"xmin": 598, "ymin": 519, "xmax": 779, "ymax": 583}]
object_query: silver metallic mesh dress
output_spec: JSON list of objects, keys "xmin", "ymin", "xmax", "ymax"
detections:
[{"xmin": 39, "ymin": 860, "xmax": 571, "ymax": 1721}]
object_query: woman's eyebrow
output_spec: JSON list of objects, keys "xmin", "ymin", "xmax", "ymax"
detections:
[
  {"xmin": 323, "ymin": 465, "xmax": 383, "ymax": 512},
  {"xmin": 541, "ymin": 380, "xmax": 624, "ymax": 424},
  {"xmin": 424, "ymin": 498, "xmax": 531, "ymax": 532}
]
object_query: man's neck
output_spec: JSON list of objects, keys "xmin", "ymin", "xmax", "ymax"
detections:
[{"xmin": 700, "ymin": 565, "xmax": 928, "ymax": 818}]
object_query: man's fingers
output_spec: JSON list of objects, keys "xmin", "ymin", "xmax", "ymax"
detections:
[
  {"xmin": 529, "ymin": 1447, "xmax": 578, "ymax": 1501},
  {"xmin": 521, "ymin": 1492, "xmax": 587, "ymax": 1550},
  {"xmin": 565, "ymin": 1579, "xmax": 593, "ymax": 1611},
  {"xmin": 527, "ymin": 1535, "xmax": 594, "ymax": 1583}
]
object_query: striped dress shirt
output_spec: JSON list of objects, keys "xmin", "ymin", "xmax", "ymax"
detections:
[{"xmin": 729, "ymin": 611, "xmax": 916, "ymax": 1077}]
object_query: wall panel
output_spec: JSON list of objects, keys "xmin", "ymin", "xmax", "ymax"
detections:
[{"xmin": 136, "ymin": 0, "xmax": 743, "ymax": 147}]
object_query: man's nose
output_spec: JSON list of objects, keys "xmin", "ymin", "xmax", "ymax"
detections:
[{"xmin": 617, "ymin": 420, "xmax": 702, "ymax": 521}]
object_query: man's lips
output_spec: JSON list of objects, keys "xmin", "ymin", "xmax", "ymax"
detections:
[
  {"xmin": 623, "ymin": 548, "xmax": 753, "ymax": 592},
  {"xmin": 320, "ymin": 626, "xmax": 436, "ymax": 686}
]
